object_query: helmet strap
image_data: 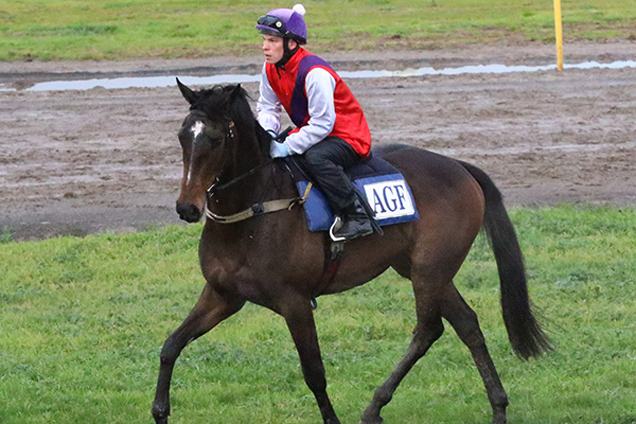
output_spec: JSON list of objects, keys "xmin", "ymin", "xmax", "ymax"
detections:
[{"xmin": 275, "ymin": 38, "xmax": 300, "ymax": 70}]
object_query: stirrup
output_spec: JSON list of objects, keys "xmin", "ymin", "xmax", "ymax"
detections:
[{"xmin": 329, "ymin": 216, "xmax": 346, "ymax": 242}]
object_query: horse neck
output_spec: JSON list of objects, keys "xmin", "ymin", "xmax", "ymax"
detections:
[
  {"xmin": 212, "ymin": 121, "xmax": 271, "ymax": 210},
  {"xmin": 225, "ymin": 120, "xmax": 267, "ymax": 180}
]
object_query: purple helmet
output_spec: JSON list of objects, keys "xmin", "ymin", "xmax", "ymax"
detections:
[{"xmin": 256, "ymin": 4, "xmax": 307, "ymax": 44}]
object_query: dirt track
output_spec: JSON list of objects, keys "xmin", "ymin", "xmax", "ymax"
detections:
[{"xmin": 1, "ymin": 41, "xmax": 635, "ymax": 241}]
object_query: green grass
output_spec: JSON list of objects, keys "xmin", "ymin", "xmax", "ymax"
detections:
[
  {"xmin": 0, "ymin": 0, "xmax": 635, "ymax": 61},
  {"xmin": 1, "ymin": 205, "xmax": 635, "ymax": 423}
]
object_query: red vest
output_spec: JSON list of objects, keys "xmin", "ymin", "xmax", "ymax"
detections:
[{"xmin": 265, "ymin": 48, "xmax": 371, "ymax": 156}]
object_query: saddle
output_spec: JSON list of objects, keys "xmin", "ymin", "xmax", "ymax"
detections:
[{"xmin": 285, "ymin": 154, "xmax": 419, "ymax": 232}]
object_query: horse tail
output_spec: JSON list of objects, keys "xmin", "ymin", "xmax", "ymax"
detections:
[{"xmin": 459, "ymin": 160, "xmax": 552, "ymax": 359}]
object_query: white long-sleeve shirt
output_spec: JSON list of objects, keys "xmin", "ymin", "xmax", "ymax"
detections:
[{"xmin": 256, "ymin": 63, "xmax": 337, "ymax": 155}]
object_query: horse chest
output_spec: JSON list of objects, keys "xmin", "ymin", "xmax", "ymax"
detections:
[{"xmin": 202, "ymin": 257, "xmax": 267, "ymax": 299}]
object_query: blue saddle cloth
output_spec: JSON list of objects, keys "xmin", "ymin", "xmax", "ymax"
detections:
[{"xmin": 289, "ymin": 156, "xmax": 420, "ymax": 232}]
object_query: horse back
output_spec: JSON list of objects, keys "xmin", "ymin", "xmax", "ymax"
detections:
[
  {"xmin": 374, "ymin": 144, "xmax": 484, "ymax": 264},
  {"xmin": 374, "ymin": 144, "xmax": 485, "ymax": 210}
]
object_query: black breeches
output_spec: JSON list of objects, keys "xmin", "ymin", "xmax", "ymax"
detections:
[{"xmin": 302, "ymin": 136, "xmax": 362, "ymax": 214}]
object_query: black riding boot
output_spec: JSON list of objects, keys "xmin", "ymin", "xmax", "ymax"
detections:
[{"xmin": 330, "ymin": 198, "xmax": 374, "ymax": 242}]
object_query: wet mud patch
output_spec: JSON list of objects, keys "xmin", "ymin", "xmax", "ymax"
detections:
[{"xmin": 1, "ymin": 42, "xmax": 635, "ymax": 240}]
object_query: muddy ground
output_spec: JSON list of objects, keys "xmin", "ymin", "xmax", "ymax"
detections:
[{"xmin": 1, "ymin": 41, "xmax": 635, "ymax": 241}]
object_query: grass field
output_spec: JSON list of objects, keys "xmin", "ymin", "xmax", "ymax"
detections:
[
  {"xmin": 1, "ymin": 205, "xmax": 635, "ymax": 423},
  {"xmin": 2, "ymin": 2, "xmax": 636, "ymax": 421},
  {"xmin": 1, "ymin": 0, "xmax": 636, "ymax": 61}
]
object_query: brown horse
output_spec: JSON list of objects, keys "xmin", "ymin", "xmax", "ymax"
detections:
[{"xmin": 151, "ymin": 81, "xmax": 551, "ymax": 424}]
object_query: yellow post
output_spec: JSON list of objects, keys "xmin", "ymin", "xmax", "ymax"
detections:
[{"xmin": 554, "ymin": 0, "xmax": 564, "ymax": 71}]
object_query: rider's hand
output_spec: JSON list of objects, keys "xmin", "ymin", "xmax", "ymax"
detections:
[{"xmin": 270, "ymin": 140, "xmax": 292, "ymax": 158}]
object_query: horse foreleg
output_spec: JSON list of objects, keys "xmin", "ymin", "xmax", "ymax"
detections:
[
  {"xmin": 152, "ymin": 283, "xmax": 244, "ymax": 424},
  {"xmin": 281, "ymin": 298, "xmax": 341, "ymax": 424},
  {"xmin": 440, "ymin": 285, "xmax": 509, "ymax": 424},
  {"xmin": 361, "ymin": 284, "xmax": 445, "ymax": 424}
]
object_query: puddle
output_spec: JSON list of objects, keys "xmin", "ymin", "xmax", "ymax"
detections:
[
  {"xmin": 24, "ymin": 73, "xmax": 261, "ymax": 92},
  {"xmin": 2, "ymin": 60, "xmax": 636, "ymax": 92}
]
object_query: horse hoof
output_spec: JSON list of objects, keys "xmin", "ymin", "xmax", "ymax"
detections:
[
  {"xmin": 492, "ymin": 414, "xmax": 507, "ymax": 424},
  {"xmin": 153, "ymin": 416, "xmax": 169, "ymax": 424},
  {"xmin": 151, "ymin": 404, "xmax": 170, "ymax": 424}
]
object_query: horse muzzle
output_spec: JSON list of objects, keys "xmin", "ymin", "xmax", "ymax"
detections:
[{"xmin": 176, "ymin": 201, "xmax": 203, "ymax": 223}]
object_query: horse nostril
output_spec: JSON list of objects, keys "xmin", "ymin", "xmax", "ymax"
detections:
[{"xmin": 176, "ymin": 202, "xmax": 202, "ymax": 223}]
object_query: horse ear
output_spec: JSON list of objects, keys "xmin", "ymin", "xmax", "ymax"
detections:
[
  {"xmin": 230, "ymin": 84, "xmax": 242, "ymax": 101},
  {"xmin": 176, "ymin": 78, "xmax": 199, "ymax": 105},
  {"xmin": 224, "ymin": 84, "xmax": 243, "ymax": 111}
]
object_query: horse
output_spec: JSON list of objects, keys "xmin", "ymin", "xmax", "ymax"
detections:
[{"xmin": 151, "ymin": 80, "xmax": 551, "ymax": 424}]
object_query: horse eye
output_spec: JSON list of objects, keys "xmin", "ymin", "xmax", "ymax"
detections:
[
  {"xmin": 207, "ymin": 137, "xmax": 222, "ymax": 148},
  {"xmin": 203, "ymin": 127, "xmax": 223, "ymax": 148}
]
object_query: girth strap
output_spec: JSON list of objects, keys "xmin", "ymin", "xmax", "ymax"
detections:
[{"xmin": 310, "ymin": 240, "xmax": 346, "ymax": 310}]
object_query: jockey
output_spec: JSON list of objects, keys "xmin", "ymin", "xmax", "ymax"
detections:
[{"xmin": 255, "ymin": 4, "xmax": 374, "ymax": 241}]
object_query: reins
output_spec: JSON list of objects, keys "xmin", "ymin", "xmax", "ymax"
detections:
[{"xmin": 207, "ymin": 159, "xmax": 273, "ymax": 194}]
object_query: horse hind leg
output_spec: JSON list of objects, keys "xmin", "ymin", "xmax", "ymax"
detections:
[
  {"xmin": 440, "ymin": 284, "xmax": 509, "ymax": 424},
  {"xmin": 360, "ymin": 280, "xmax": 445, "ymax": 424},
  {"xmin": 152, "ymin": 284, "xmax": 245, "ymax": 424}
]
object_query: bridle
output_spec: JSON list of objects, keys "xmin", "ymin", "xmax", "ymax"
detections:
[
  {"xmin": 204, "ymin": 163, "xmax": 313, "ymax": 224},
  {"xmin": 197, "ymin": 118, "xmax": 312, "ymax": 224}
]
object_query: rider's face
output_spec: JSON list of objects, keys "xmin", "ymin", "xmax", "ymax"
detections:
[{"xmin": 262, "ymin": 35, "xmax": 296, "ymax": 64}]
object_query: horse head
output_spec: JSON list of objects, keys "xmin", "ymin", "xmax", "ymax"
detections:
[{"xmin": 174, "ymin": 79, "xmax": 257, "ymax": 223}]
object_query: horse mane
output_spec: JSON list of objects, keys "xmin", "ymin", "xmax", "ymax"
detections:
[{"xmin": 190, "ymin": 84, "xmax": 271, "ymax": 159}]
